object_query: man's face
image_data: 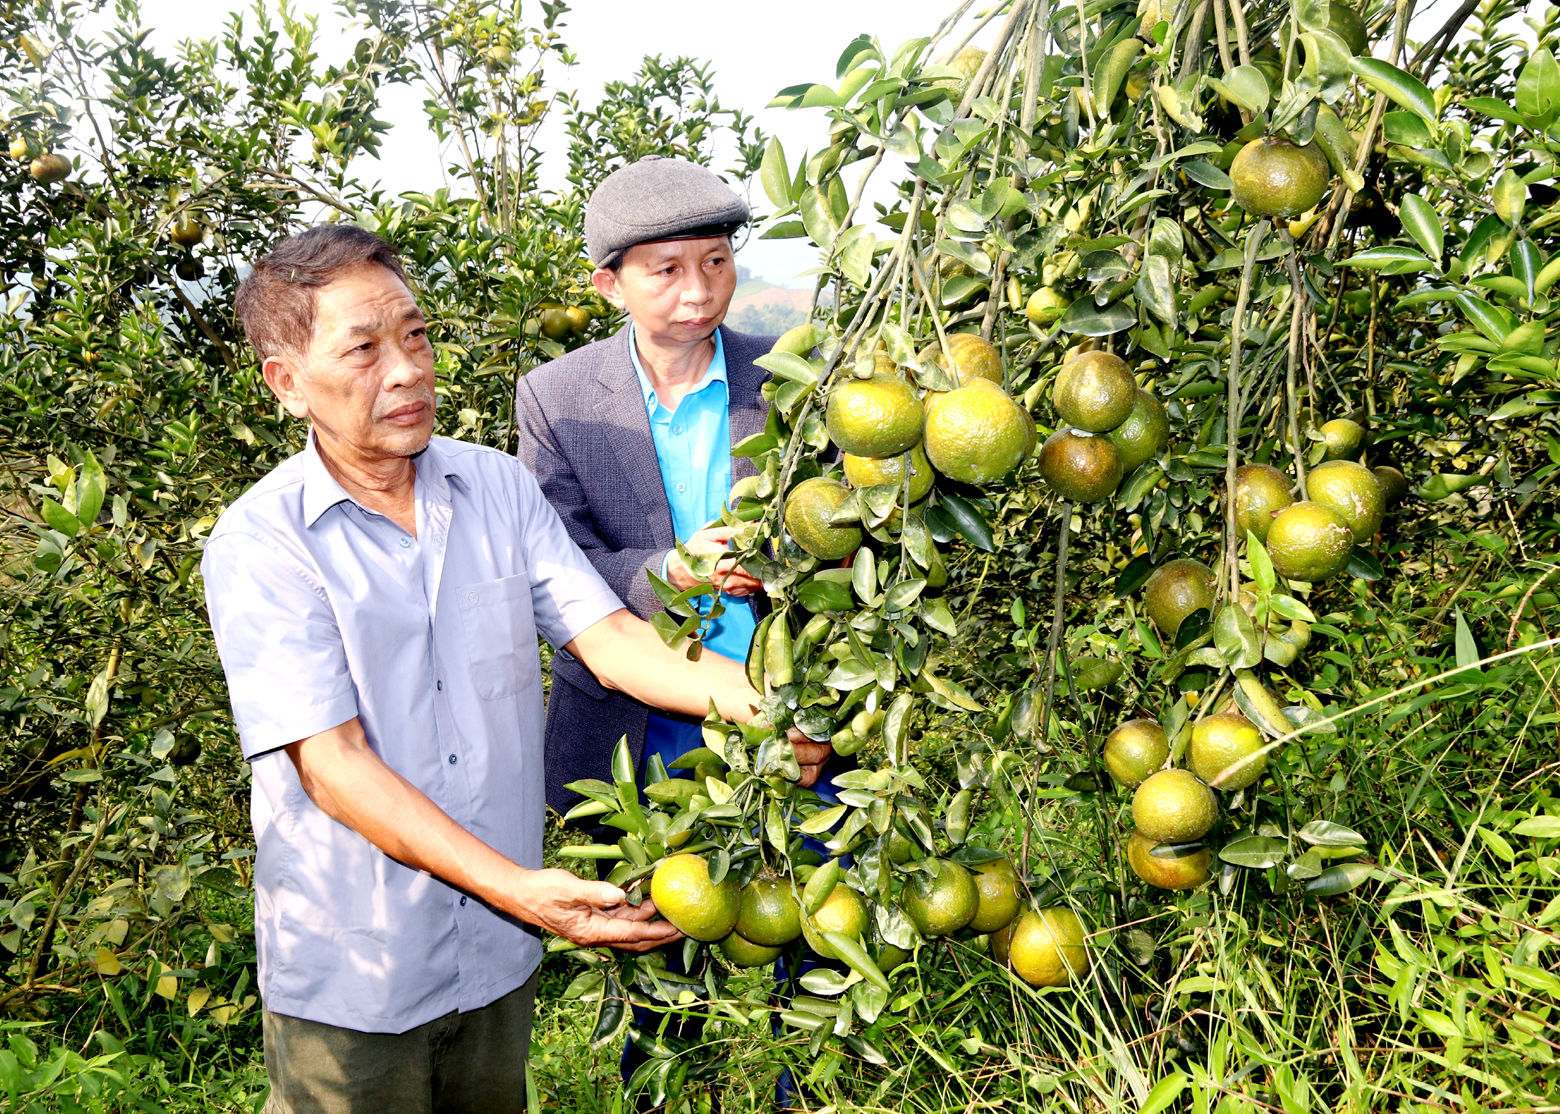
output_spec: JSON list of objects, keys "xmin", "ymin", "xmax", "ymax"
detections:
[
  {"xmin": 592, "ymin": 236, "xmax": 736, "ymax": 347},
  {"xmin": 262, "ymin": 262, "xmax": 437, "ymax": 466}
]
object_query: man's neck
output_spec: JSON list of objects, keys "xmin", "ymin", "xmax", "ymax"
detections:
[
  {"xmin": 314, "ymin": 431, "xmax": 420, "ymax": 537},
  {"xmin": 635, "ymin": 327, "xmax": 717, "ymax": 413}
]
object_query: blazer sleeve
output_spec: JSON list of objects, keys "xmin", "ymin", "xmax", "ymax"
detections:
[{"xmin": 513, "ymin": 374, "xmax": 666, "ymax": 620}]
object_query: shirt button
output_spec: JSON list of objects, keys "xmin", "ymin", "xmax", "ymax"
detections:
[
  {"xmin": 399, "ymin": 537, "xmax": 410, "ymax": 548},
  {"xmin": 448, "ymin": 754, "xmax": 457, "ymax": 765},
  {"xmin": 460, "ymin": 896, "xmax": 467, "ymax": 907},
  {"xmin": 468, "ymin": 592, "xmax": 478, "ymax": 603},
  {"xmin": 672, "ymin": 424, "xmax": 682, "ymax": 434},
  {"xmin": 676, "ymin": 482, "xmax": 686, "ymax": 493},
  {"xmin": 436, "ymin": 680, "xmax": 443, "ymax": 691}
]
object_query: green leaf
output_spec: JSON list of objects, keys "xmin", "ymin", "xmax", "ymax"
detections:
[
  {"xmin": 1398, "ymin": 195, "xmax": 1443, "ymax": 262},
  {"xmin": 1350, "ymin": 57, "xmax": 1437, "ymax": 127},
  {"xmin": 1453, "ymin": 293, "xmax": 1514, "ymax": 343},
  {"xmin": 1297, "ymin": 820, "xmax": 1366, "ymax": 847},
  {"xmin": 1492, "ymin": 169, "xmax": 1525, "ymax": 226},
  {"xmin": 1214, "ymin": 604, "xmax": 1262, "ymax": 669},
  {"xmin": 1057, "ymin": 299, "xmax": 1136, "ymax": 337},
  {"xmin": 1419, "ymin": 473, "xmax": 1483, "ymax": 501},
  {"xmin": 798, "ymin": 186, "xmax": 840, "ymax": 248},
  {"xmin": 755, "ymin": 350, "xmax": 820, "ymax": 384},
  {"xmin": 799, "ymin": 803, "xmax": 848, "ymax": 835},
  {"xmin": 1515, "ymin": 48, "xmax": 1560, "ymax": 123},
  {"xmin": 924, "ymin": 670, "xmax": 983, "ymax": 712},
  {"xmin": 1338, "ymin": 246, "xmax": 1435, "ymax": 273},
  {"xmin": 1219, "ymin": 835, "xmax": 1289, "ymax": 869},
  {"xmin": 921, "ymin": 597, "xmax": 958, "ymax": 638},
  {"xmin": 937, "ymin": 493, "xmax": 995, "ymax": 552},
  {"xmin": 822, "ymin": 931, "xmax": 891, "ymax": 992},
  {"xmin": 799, "ymin": 578, "xmax": 856, "ymax": 614},
  {"xmin": 1246, "ymin": 532, "xmax": 1276, "ymax": 592},
  {"xmin": 760, "ymin": 136, "xmax": 792, "ymax": 208},
  {"xmin": 1463, "ymin": 96, "xmax": 1521, "ymax": 123},
  {"xmin": 1182, "ymin": 159, "xmax": 1233, "ymax": 190},
  {"xmin": 1345, "ymin": 548, "xmax": 1383, "ymax": 580},
  {"xmin": 1512, "ymin": 815, "xmax": 1560, "ymax": 838},
  {"xmin": 1115, "ymin": 554, "xmax": 1156, "ymax": 599},
  {"xmin": 39, "ymin": 496, "xmax": 80, "ymax": 538},
  {"xmin": 1140, "ymin": 1072, "xmax": 1188, "ymax": 1114},
  {"xmin": 1208, "ymin": 65, "xmax": 1270, "ymax": 114},
  {"xmin": 76, "ymin": 452, "xmax": 106, "ymax": 529},
  {"xmin": 1454, "ymin": 610, "xmax": 1479, "ymax": 671},
  {"xmin": 1304, "ymin": 862, "xmax": 1373, "ymax": 896},
  {"xmin": 1382, "ymin": 111, "xmax": 1432, "ymax": 148}
]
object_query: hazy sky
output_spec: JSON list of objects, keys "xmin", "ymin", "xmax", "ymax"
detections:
[
  {"xmin": 129, "ymin": 0, "xmax": 966, "ymax": 285},
  {"xmin": 126, "ymin": 0, "xmax": 1473, "ymax": 285}
]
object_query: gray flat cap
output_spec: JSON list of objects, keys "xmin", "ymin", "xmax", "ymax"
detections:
[{"xmin": 585, "ymin": 156, "xmax": 749, "ymax": 267}]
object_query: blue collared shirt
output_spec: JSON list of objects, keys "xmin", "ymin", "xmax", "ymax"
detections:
[
  {"xmin": 629, "ymin": 326, "xmax": 758, "ymax": 770},
  {"xmin": 201, "ymin": 433, "xmax": 621, "ymax": 1033},
  {"xmin": 628, "ymin": 326, "xmax": 757, "ymax": 665}
]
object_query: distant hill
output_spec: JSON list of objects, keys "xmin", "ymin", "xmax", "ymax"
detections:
[{"xmin": 725, "ymin": 266, "xmax": 817, "ymax": 335}]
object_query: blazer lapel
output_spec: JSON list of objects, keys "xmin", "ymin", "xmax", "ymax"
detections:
[
  {"xmin": 723, "ymin": 327, "xmax": 771, "ymax": 484},
  {"xmin": 594, "ymin": 329, "xmax": 675, "ymax": 547}
]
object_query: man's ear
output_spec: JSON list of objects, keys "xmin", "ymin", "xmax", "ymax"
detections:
[
  {"xmin": 261, "ymin": 354, "xmax": 312, "ymax": 420},
  {"xmin": 591, "ymin": 267, "xmax": 626, "ymax": 310}
]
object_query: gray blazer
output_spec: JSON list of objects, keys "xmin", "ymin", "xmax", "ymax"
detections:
[{"xmin": 515, "ymin": 324, "xmax": 775, "ymax": 817}]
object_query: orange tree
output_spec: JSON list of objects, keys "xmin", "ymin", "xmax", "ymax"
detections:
[
  {"xmin": 555, "ymin": 0, "xmax": 1560, "ymax": 1110},
  {"xmin": 0, "ymin": 0, "xmax": 760, "ymax": 1105}
]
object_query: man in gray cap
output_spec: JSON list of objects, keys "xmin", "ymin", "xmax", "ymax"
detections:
[
  {"xmin": 517, "ymin": 157, "xmax": 832, "ymax": 812},
  {"xmin": 516, "ymin": 156, "xmax": 834, "ymax": 1104}
]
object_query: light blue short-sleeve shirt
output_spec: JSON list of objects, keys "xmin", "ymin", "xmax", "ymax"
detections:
[{"xmin": 201, "ymin": 433, "xmax": 622, "ymax": 1034}]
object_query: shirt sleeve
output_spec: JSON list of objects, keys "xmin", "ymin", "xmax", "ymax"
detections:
[
  {"xmin": 509, "ymin": 457, "xmax": 626, "ymax": 649},
  {"xmin": 201, "ymin": 531, "xmax": 361, "ymax": 761}
]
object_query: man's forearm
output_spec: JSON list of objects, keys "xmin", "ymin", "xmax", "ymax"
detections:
[
  {"xmin": 286, "ymin": 720, "xmax": 523, "ymax": 907},
  {"xmin": 285, "ymin": 719, "xmax": 682, "ymax": 949},
  {"xmin": 565, "ymin": 609, "xmax": 761, "ymax": 722}
]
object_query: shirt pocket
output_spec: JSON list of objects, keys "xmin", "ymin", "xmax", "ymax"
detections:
[{"xmin": 457, "ymin": 574, "xmax": 538, "ymax": 700}]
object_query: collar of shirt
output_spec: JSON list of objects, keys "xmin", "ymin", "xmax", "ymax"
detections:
[
  {"xmin": 627, "ymin": 323, "xmax": 728, "ymax": 418},
  {"xmin": 300, "ymin": 428, "xmax": 461, "ymax": 528}
]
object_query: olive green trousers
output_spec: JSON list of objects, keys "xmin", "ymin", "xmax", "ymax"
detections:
[{"xmin": 261, "ymin": 971, "xmax": 538, "ymax": 1114}]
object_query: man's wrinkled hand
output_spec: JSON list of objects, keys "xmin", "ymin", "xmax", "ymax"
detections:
[
  {"xmin": 786, "ymin": 725, "xmax": 833, "ymax": 788},
  {"xmin": 509, "ymin": 868, "xmax": 681, "ymax": 952},
  {"xmin": 667, "ymin": 525, "xmax": 762, "ymax": 597}
]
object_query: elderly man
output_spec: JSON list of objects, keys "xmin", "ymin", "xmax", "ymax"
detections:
[
  {"xmin": 515, "ymin": 156, "xmax": 835, "ymax": 1107},
  {"xmin": 203, "ymin": 224, "xmax": 795, "ymax": 1114}
]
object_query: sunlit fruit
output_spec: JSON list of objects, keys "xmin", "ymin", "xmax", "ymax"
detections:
[
  {"xmin": 717, "ymin": 931, "xmax": 782, "ymax": 967},
  {"xmin": 1126, "ymin": 831, "xmax": 1212, "ymax": 890},
  {"xmin": 783, "ymin": 477, "xmax": 862, "ymax": 561},
  {"xmin": 943, "ymin": 45, "xmax": 988, "ymax": 102},
  {"xmin": 772, "ymin": 322, "xmax": 824, "ymax": 356},
  {"xmin": 826, "ymin": 373, "xmax": 924, "ymax": 457},
  {"xmin": 923, "ymin": 382, "xmax": 1030, "ymax": 483},
  {"xmin": 170, "ymin": 215, "xmax": 205, "ymax": 247},
  {"xmin": 540, "ymin": 307, "xmax": 572, "ymax": 340},
  {"xmin": 990, "ymin": 919, "xmax": 1014, "ymax": 965},
  {"xmin": 1229, "ymin": 136, "xmax": 1330, "ymax": 219},
  {"xmin": 1142, "ymin": 558, "xmax": 1216, "ymax": 641},
  {"xmin": 1306, "ymin": 459, "xmax": 1385, "ymax": 543},
  {"xmin": 487, "ymin": 43, "xmax": 513, "ymax": 68},
  {"xmin": 735, "ymin": 871, "xmax": 802, "ymax": 946},
  {"xmin": 1104, "ymin": 718, "xmax": 1169, "ymax": 787},
  {"xmin": 968, "ymin": 857, "xmax": 1023, "ymax": 933},
  {"xmin": 801, "ymin": 883, "xmax": 870, "ymax": 960},
  {"xmin": 1320, "ymin": 417, "xmax": 1366, "ymax": 460},
  {"xmin": 1132, "ymin": 768, "xmax": 1218, "ymax": 843},
  {"xmin": 1038, "ymin": 428, "xmax": 1122, "ymax": 503},
  {"xmin": 940, "ymin": 331, "xmax": 1005, "ymax": 387},
  {"xmin": 1026, "ymin": 287, "xmax": 1069, "ymax": 325},
  {"xmin": 1053, "ymin": 350, "xmax": 1136, "ymax": 432},
  {"xmin": 886, "ymin": 828, "xmax": 918, "ymax": 864},
  {"xmin": 1234, "ymin": 463, "xmax": 1294, "ymax": 544},
  {"xmin": 565, "ymin": 305, "xmax": 591, "ymax": 332},
  {"xmin": 650, "ymin": 853, "xmax": 741, "ymax": 941},
  {"xmin": 29, "ymin": 152, "xmax": 71, "ymax": 184},
  {"xmin": 843, "ymin": 442, "xmax": 934, "ymax": 502},
  {"xmin": 1266, "ymin": 501, "xmax": 1355, "ymax": 582},
  {"xmin": 876, "ymin": 943, "xmax": 913, "ymax": 972},
  {"xmin": 9, "ymin": 135, "xmax": 38, "ymax": 161},
  {"xmin": 1373, "ymin": 464, "xmax": 1409, "ymax": 504},
  {"xmin": 1106, "ymin": 388, "xmax": 1170, "ymax": 471},
  {"xmin": 1008, "ymin": 908, "xmax": 1092, "ymax": 987},
  {"xmin": 1188, "ymin": 711, "xmax": 1267, "ymax": 790},
  {"xmin": 901, "ymin": 858, "xmax": 979, "ymax": 937}
]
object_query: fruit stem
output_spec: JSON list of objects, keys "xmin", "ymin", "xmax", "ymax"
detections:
[
  {"xmin": 1279, "ymin": 230, "xmax": 1311, "ymax": 502},
  {"xmin": 1226, "ymin": 220, "xmax": 1269, "ymax": 601}
]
